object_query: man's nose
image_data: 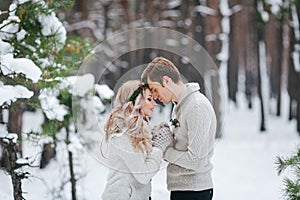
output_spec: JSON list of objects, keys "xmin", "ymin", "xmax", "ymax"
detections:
[{"xmin": 152, "ymin": 92, "xmax": 158, "ymax": 99}]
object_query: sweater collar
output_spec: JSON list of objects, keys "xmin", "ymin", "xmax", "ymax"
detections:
[{"xmin": 174, "ymin": 83, "xmax": 200, "ymax": 106}]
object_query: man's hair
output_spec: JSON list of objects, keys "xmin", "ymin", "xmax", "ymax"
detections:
[{"xmin": 141, "ymin": 57, "xmax": 180, "ymax": 84}]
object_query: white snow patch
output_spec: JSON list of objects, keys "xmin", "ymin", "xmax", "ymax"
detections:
[
  {"xmin": 38, "ymin": 12, "xmax": 67, "ymax": 49},
  {"xmin": 0, "ymin": 85, "xmax": 33, "ymax": 106},
  {"xmin": 39, "ymin": 88, "xmax": 69, "ymax": 121},
  {"xmin": 95, "ymin": 84, "xmax": 114, "ymax": 101},
  {"xmin": 1, "ymin": 54, "xmax": 42, "ymax": 83}
]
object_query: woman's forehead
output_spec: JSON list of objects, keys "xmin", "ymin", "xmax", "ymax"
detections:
[{"xmin": 144, "ymin": 89, "xmax": 152, "ymax": 95}]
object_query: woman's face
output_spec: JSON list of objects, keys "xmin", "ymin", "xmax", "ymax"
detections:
[{"xmin": 141, "ymin": 89, "xmax": 157, "ymax": 117}]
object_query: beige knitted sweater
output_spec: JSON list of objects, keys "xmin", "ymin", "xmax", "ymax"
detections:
[
  {"xmin": 102, "ymin": 119, "xmax": 163, "ymax": 200},
  {"xmin": 164, "ymin": 83, "xmax": 217, "ymax": 191}
]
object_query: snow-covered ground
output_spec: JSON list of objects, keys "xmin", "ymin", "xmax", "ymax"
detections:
[{"xmin": 0, "ymin": 91, "xmax": 299, "ymax": 200}]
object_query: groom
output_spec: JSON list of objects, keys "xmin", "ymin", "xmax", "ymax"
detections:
[{"xmin": 141, "ymin": 57, "xmax": 216, "ymax": 200}]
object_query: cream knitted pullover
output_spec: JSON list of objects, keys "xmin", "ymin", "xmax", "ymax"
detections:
[
  {"xmin": 102, "ymin": 122, "xmax": 163, "ymax": 200},
  {"xmin": 164, "ymin": 83, "xmax": 217, "ymax": 191}
]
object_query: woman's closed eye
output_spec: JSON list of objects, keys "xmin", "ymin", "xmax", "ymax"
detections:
[{"xmin": 147, "ymin": 97, "xmax": 154, "ymax": 102}]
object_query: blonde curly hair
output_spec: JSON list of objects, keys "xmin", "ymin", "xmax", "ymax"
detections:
[{"xmin": 104, "ymin": 80, "xmax": 152, "ymax": 153}]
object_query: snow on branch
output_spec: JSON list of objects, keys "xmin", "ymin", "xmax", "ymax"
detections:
[
  {"xmin": 38, "ymin": 12, "xmax": 67, "ymax": 50},
  {"xmin": 0, "ymin": 133, "xmax": 18, "ymax": 144},
  {"xmin": 39, "ymin": 88, "xmax": 69, "ymax": 121},
  {"xmin": 0, "ymin": 85, "xmax": 34, "ymax": 106},
  {"xmin": 0, "ymin": 39, "xmax": 14, "ymax": 55},
  {"xmin": 95, "ymin": 84, "xmax": 114, "ymax": 101},
  {"xmin": 61, "ymin": 73, "xmax": 95, "ymax": 97},
  {"xmin": 0, "ymin": 54, "xmax": 42, "ymax": 83}
]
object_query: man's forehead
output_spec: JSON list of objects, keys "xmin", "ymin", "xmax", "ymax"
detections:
[
  {"xmin": 147, "ymin": 80, "xmax": 160, "ymax": 86},
  {"xmin": 148, "ymin": 82, "xmax": 161, "ymax": 90}
]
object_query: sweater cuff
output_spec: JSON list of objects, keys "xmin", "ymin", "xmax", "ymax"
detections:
[{"xmin": 152, "ymin": 146, "xmax": 164, "ymax": 156}]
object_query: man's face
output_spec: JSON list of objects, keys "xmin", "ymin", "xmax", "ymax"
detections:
[{"xmin": 147, "ymin": 77, "xmax": 173, "ymax": 105}]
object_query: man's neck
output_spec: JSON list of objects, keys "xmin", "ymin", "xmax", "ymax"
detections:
[{"xmin": 171, "ymin": 81, "xmax": 186, "ymax": 103}]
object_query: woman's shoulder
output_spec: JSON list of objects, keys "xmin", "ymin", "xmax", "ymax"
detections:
[{"xmin": 109, "ymin": 133, "xmax": 138, "ymax": 154}]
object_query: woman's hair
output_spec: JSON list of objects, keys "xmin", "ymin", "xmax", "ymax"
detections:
[
  {"xmin": 104, "ymin": 80, "xmax": 152, "ymax": 153},
  {"xmin": 141, "ymin": 57, "xmax": 180, "ymax": 84}
]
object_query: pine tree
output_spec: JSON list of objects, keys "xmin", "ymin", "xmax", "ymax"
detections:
[
  {"xmin": 276, "ymin": 147, "xmax": 300, "ymax": 200},
  {"xmin": 0, "ymin": 1, "xmax": 113, "ymax": 199}
]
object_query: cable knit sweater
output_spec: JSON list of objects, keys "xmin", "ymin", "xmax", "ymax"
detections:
[
  {"xmin": 102, "ymin": 121, "xmax": 163, "ymax": 200},
  {"xmin": 164, "ymin": 83, "xmax": 217, "ymax": 191}
]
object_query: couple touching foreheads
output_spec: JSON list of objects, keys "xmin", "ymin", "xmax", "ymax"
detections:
[{"xmin": 101, "ymin": 57, "xmax": 217, "ymax": 200}]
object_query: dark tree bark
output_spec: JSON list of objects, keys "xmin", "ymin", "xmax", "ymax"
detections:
[
  {"xmin": 205, "ymin": 0, "xmax": 223, "ymax": 138},
  {"xmin": 39, "ymin": 143, "xmax": 56, "ymax": 169},
  {"xmin": 256, "ymin": 0, "xmax": 266, "ymax": 132},
  {"xmin": 66, "ymin": 127, "xmax": 77, "ymax": 200},
  {"xmin": 0, "ymin": 138, "xmax": 24, "ymax": 200},
  {"xmin": 264, "ymin": 9, "xmax": 284, "ymax": 116},
  {"xmin": 228, "ymin": 0, "xmax": 242, "ymax": 105},
  {"xmin": 7, "ymin": 102, "xmax": 25, "ymax": 157},
  {"xmin": 191, "ymin": 0, "xmax": 206, "ymax": 94},
  {"xmin": 296, "ymin": 2, "xmax": 300, "ymax": 134},
  {"xmin": 288, "ymin": 4, "xmax": 300, "ymax": 134},
  {"xmin": 245, "ymin": 1, "xmax": 259, "ymax": 111}
]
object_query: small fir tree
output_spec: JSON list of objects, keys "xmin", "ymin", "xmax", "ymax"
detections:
[{"xmin": 276, "ymin": 147, "xmax": 300, "ymax": 200}]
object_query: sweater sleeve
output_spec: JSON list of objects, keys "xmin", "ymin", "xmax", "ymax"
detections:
[
  {"xmin": 164, "ymin": 103, "xmax": 215, "ymax": 171},
  {"xmin": 113, "ymin": 137, "xmax": 163, "ymax": 184}
]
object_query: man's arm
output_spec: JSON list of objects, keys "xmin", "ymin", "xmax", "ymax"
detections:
[{"xmin": 164, "ymin": 104, "xmax": 215, "ymax": 171}]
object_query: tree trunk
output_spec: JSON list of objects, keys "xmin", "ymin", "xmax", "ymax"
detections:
[
  {"xmin": 0, "ymin": 139, "xmax": 24, "ymax": 200},
  {"xmin": 8, "ymin": 143, "xmax": 23, "ymax": 200},
  {"xmin": 275, "ymin": 21, "xmax": 283, "ymax": 117},
  {"xmin": 69, "ymin": 151, "xmax": 76, "ymax": 200},
  {"xmin": 297, "ymin": 97, "xmax": 300, "ymax": 134},
  {"xmin": 7, "ymin": 102, "xmax": 25, "ymax": 157},
  {"xmin": 205, "ymin": 0, "xmax": 223, "ymax": 138},
  {"xmin": 288, "ymin": 4, "xmax": 300, "ymax": 134},
  {"xmin": 191, "ymin": 0, "xmax": 206, "ymax": 94},
  {"xmin": 245, "ymin": 1, "xmax": 259, "ymax": 110},
  {"xmin": 264, "ymin": 10, "xmax": 284, "ymax": 116},
  {"xmin": 257, "ymin": 42, "xmax": 266, "ymax": 132},
  {"xmin": 66, "ymin": 127, "xmax": 77, "ymax": 200},
  {"xmin": 228, "ymin": 0, "xmax": 243, "ymax": 105},
  {"xmin": 256, "ymin": 0, "xmax": 267, "ymax": 132}
]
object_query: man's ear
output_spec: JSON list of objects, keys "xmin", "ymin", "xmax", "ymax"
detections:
[{"xmin": 162, "ymin": 76, "xmax": 171, "ymax": 86}]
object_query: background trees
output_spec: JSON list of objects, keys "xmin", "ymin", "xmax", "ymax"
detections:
[
  {"xmin": 59, "ymin": 0, "xmax": 300, "ymax": 136},
  {"xmin": 1, "ymin": 0, "xmax": 300, "ymax": 199}
]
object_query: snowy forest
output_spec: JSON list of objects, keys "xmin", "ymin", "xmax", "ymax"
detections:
[{"xmin": 0, "ymin": 0, "xmax": 300, "ymax": 200}]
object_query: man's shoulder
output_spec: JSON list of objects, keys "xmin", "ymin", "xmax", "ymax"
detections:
[{"xmin": 181, "ymin": 92, "xmax": 213, "ymax": 112}]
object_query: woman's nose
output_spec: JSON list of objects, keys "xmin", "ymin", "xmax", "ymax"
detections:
[{"xmin": 153, "ymin": 100, "xmax": 157, "ymax": 106}]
